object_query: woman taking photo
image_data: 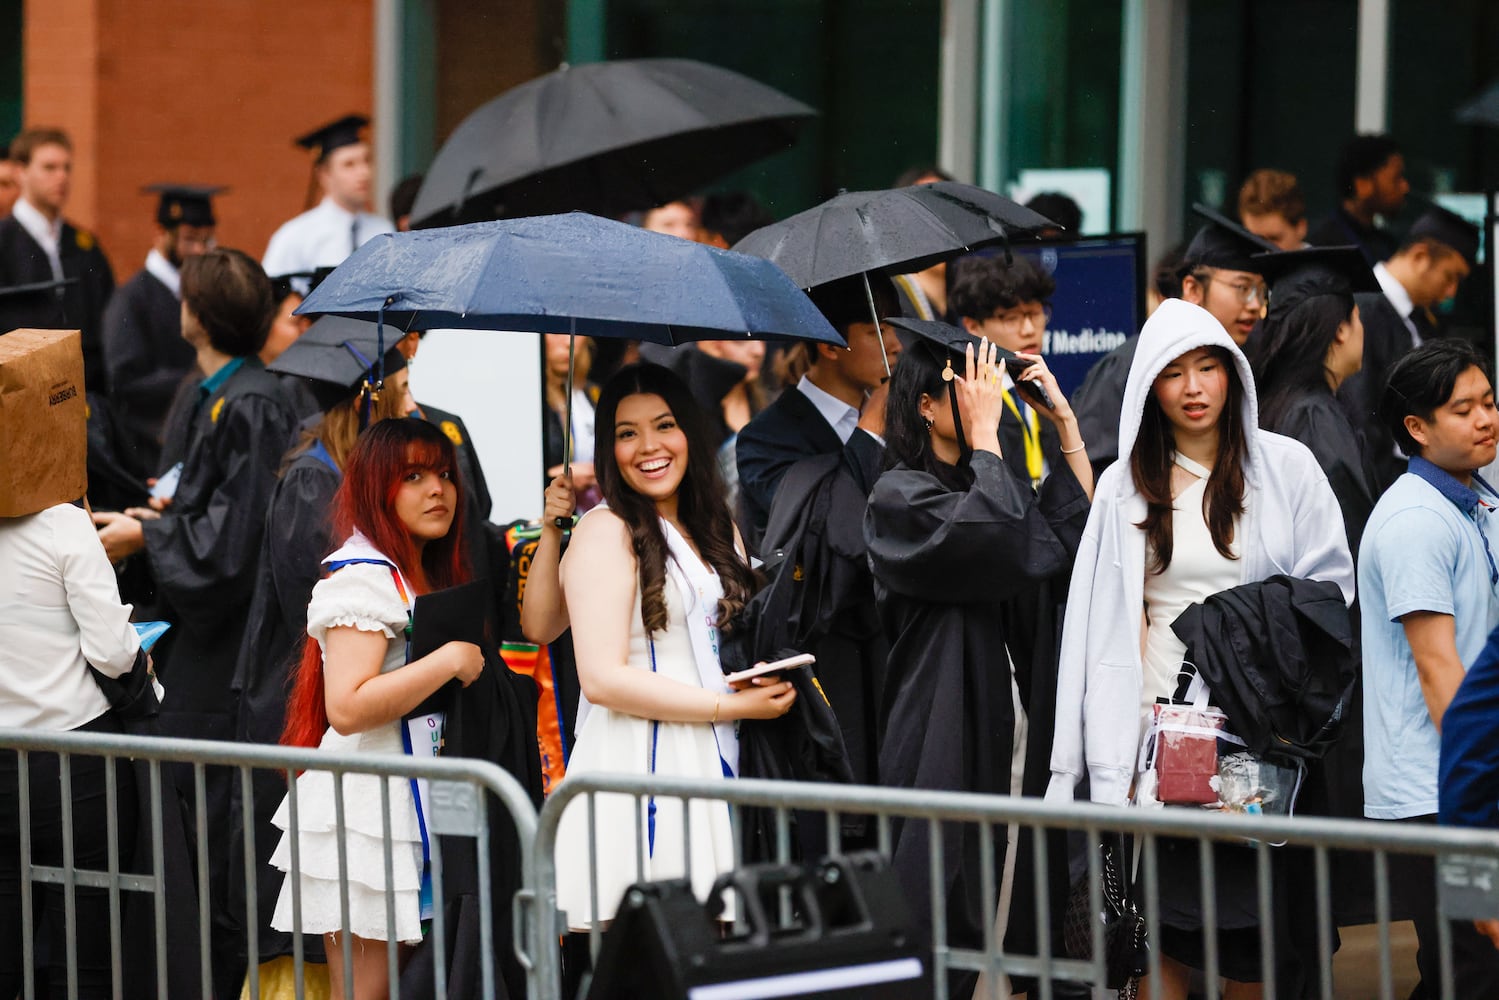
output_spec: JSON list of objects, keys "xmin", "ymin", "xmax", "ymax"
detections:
[
  {"xmin": 271, "ymin": 418, "xmax": 485, "ymax": 1000},
  {"xmin": 1048, "ymin": 299, "xmax": 1354, "ymax": 999},
  {"xmin": 1251, "ymin": 246, "xmax": 1381, "ymax": 559},
  {"xmin": 552, "ymin": 363, "xmax": 796, "ymax": 930},
  {"xmin": 864, "ymin": 320, "xmax": 1091, "ymax": 993}
]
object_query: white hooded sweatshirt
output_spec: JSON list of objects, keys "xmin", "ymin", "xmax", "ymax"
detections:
[{"xmin": 1046, "ymin": 299, "xmax": 1355, "ymax": 806}]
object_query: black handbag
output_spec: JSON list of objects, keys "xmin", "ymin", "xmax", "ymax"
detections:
[{"xmin": 1062, "ymin": 835, "xmax": 1148, "ymax": 995}]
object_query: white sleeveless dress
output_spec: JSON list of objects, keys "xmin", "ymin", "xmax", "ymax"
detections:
[
  {"xmin": 552, "ymin": 565, "xmax": 738, "ymax": 930},
  {"xmin": 267, "ymin": 561, "xmax": 427, "ymax": 944}
]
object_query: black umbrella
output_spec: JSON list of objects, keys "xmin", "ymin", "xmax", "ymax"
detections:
[
  {"xmin": 733, "ymin": 181, "xmax": 1056, "ymax": 375},
  {"xmin": 410, "ymin": 59, "xmax": 815, "ymax": 228}
]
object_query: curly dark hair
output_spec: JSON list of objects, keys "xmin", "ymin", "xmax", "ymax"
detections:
[{"xmin": 593, "ymin": 363, "xmax": 755, "ymax": 635}]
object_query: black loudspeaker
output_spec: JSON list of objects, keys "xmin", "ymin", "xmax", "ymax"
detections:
[{"xmin": 584, "ymin": 851, "xmax": 931, "ymax": 999}]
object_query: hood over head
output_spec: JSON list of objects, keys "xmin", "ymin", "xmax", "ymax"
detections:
[{"xmin": 1116, "ymin": 298, "xmax": 1259, "ymax": 472}]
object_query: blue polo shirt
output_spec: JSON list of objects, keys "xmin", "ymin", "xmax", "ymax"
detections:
[{"xmin": 1360, "ymin": 458, "xmax": 1499, "ymax": 819}]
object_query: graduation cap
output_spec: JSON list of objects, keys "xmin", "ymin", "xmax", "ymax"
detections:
[
  {"xmin": 266, "ymin": 314, "xmax": 407, "ymax": 411},
  {"xmin": 0, "ymin": 276, "xmax": 74, "ymax": 334},
  {"xmin": 294, "ymin": 114, "xmax": 370, "ymax": 164},
  {"xmin": 1254, "ymin": 245, "xmax": 1379, "ymax": 322},
  {"xmin": 1407, "ymin": 203, "xmax": 1481, "ymax": 268},
  {"xmin": 268, "ymin": 266, "xmax": 337, "ymax": 303},
  {"xmin": 143, "ymin": 183, "xmax": 224, "ymax": 228},
  {"xmin": 1180, "ymin": 203, "xmax": 1280, "ymax": 276},
  {"xmin": 886, "ymin": 317, "xmax": 1054, "ymax": 455}
]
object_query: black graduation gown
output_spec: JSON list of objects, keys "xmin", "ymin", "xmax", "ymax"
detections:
[
  {"xmin": 139, "ymin": 356, "xmax": 299, "ymax": 996},
  {"xmin": 143, "ymin": 358, "xmax": 301, "ymax": 721},
  {"xmin": 864, "ymin": 450, "xmax": 1089, "ymax": 972},
  {"xmin": 0, "ymin": 214, "xmax": 114, "ymax": 394},
  {"xmin": 101, "ymin": 269, "xmax": 195, "ymax": 479},
  {"xmin": 1269, "ymin": 388, "xmax": 1380, "ymax": 562},
  {"xmin": 157, "ymin": 368, "xmax": 203, "ymax": 475},
  {"xmin": 996, "ymin": 392, "xmax": 1063, "ymax": 490},
  {"xmin": 1069, "ymin": 334, "xmax": 1139, "ymax": 480},
  {"xmin": 1338, "ymin": 290, "xmax": 1420, "ymax": 492},
  {"xmin": 758, "ymin": 436, "xmax": 889, "ymax": 792},
  {"xmin": 225, "ymin": 447, "xmax": 341, "ymax": 966}
]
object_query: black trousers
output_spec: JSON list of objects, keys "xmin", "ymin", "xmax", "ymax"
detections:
[
  {"xmin": 1390, "ymin": 815, "xmax": 1499, "ymax": 1000},
  {"xmin": 0, "ymin": 712, "xmax": 137, "ymax": 1000}
]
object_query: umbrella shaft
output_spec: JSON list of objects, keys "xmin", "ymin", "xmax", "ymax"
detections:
[{"xmin": 861, "ymin": 271, "xmax": 891, "ymax": 380}]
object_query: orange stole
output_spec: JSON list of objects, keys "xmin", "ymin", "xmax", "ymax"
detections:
[{"xmin": 501, "ymin": 640, "xmax": 566, "ymax": 796}]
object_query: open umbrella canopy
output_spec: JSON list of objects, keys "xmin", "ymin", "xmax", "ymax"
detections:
[
  {"xmin": 410, "ymin": 59, "xmax": 815, "ymax": 228},
  {"xmin": 296, "ymin": 212, "xmax": 844, "ymax": 347},
  {"xmin": 732, "ymin": 181, "xmax": 1056, "ymax": 289}
]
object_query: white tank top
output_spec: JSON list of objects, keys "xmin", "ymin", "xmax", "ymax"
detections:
[{"xmin": 1140, "ymin": 453, "xmax": 1240, "ymax": 732}]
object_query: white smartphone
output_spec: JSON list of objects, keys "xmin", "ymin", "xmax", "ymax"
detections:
[{"xmin": 724, "ymin": 652, "xmax": 816, "ymax": 685}]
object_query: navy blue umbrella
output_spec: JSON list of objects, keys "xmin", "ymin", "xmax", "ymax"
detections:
[
  {"xmin": 297, "ymin": 211, "xmax": 843, "ymax": 520},
  {"xmin": 298, "ymin": 211, "xmax": 842, "ymax": 346}
]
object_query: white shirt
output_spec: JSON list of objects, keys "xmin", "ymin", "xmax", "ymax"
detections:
[
  {"xmin": 261, "ymin": 196, "xmax": 394, "ymax": 280},
  {"xmin": 569, "ymin": 388, "xmax": 596, "ymax": 465},
  {"xmin": 796, "ymin": 374, "xmax": 860, "ymax": 444},
  {"xmin": 0, "ymin": 504, "xmax": 140, "ymax": 730},
  {"xmin": 144, "ymin": 248, "xmax": 181, "ymax": 298},
  {"xmin": 12, "ymin": 196, "xmax": 64, "ymax": 282},
  {"xmin": 1374, "ymin": 261, "xmax": 1420, "ymax": 345}
]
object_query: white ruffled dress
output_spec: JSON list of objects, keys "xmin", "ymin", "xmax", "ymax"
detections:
[{"xmin": 268, "ymin": 561, "xmax": 426, "ymax": 944}]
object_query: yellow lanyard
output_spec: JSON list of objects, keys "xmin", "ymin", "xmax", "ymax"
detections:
[{"xmin": 1002, "ymin": 389, "xmax": 1043, "ymax": 487}]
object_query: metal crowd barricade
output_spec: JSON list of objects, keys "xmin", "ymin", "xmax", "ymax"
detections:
[
  {"xmin": 0, "ymin": 726, "xmax": 543, "ymax": 1000},
  {"xmin": 534, "ymin": 772, "xmax": 1499, "ymax": 1000}
]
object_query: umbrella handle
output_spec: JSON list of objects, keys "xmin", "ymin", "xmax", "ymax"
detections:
[
  {"xmin": 556, "ymin": 327, "xmax": 576, "ymax": 530},
  {"xmin": 861, "ymin": 271, "xmax": 891, "ymax": 381}
]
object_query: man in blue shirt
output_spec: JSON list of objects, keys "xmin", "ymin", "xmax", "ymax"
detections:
[{"xmin": 1361, "ymin": 338, "xmax": 1499, "ymax": 993}]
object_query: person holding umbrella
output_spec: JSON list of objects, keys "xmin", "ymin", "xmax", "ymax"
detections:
[
  {"xmin": 735, "ymin": 273, "xmax": 901, "ymax": 547},
  {"xmin": 552, "ymin": 363, "xmax": 796, "ymax": 930}
]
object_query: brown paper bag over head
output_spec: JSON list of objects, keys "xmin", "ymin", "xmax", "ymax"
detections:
[{"xmin": 0, "ymin": 328, "xmax": 87, "ymax": 517}]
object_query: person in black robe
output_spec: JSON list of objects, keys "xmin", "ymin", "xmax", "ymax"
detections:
[
  {"xmin": 865, "ymin": 322, "xmax": 1090, "ymax": 995},
  {"xmin": 91, "ymin": 249, "xmax": 300, "ymax": 1000},
  {"xmin": 227, "ymin": 330, "xmax": 415, "ymax": 975},
  {"xmin": 103, "ymin": 185, "xmax": 221, "ymax": 479},
  {"xmin": 1336, "ymin": 206, "xmax": 1480, "ymax": 491},
  {"xmin": 727, "ymin": 275, "xmax": 900, "ymax": 809},
  {"xmin": 0, "ymin": 129, "xmax": 114, "ymax": 394},
  {"xmin": 736, "ymin": 274, "xmax": 901, "ymax": 552},
  {"xmin": 1253, "ymin": 246, "xmax": 1383, "ymax": 559}
]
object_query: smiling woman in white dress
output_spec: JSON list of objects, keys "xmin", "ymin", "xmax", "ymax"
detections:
[{"xmin": 554, "ymin": 363, "xmax": 797, "ymax": 931}]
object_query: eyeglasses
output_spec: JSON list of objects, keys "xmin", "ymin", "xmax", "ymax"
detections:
[
  {"xmin": 1197, "ymin": 271, "xmax": 1266, "ymax": 307},
  {"xmin": 988, "ymin": 304, "xmax": 1052, "ymax": 331}
]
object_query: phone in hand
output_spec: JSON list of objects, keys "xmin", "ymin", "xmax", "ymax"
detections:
[
  {"xmin": 724, "ymin": 652, "xmax": 816, "ymax": 685},
  {"xmin": 1002, "ymin": 356, "xmax": 1055, "ymax": 411}
]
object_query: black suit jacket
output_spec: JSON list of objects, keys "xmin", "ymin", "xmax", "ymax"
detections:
[
  {"xmin": 0, "ymin": 214, "xmax": 115, "ymax": 393},
  {"xmin": 1338, "ymin": 290, "xmax": 1419, "ymax": 491},
  {"xmin": 736, "ymin": 385, "xmax": 883, "ymax": 552}
]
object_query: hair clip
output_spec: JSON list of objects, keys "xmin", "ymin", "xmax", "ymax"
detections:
[{"xmin": 942, "ymin": 358, "xmax": 955, "ymax": 382}]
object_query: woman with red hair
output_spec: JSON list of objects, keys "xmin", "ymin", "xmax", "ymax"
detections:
[{"xmin": 268, "ymin": 418, "xmax": 484, "ymax": 999}]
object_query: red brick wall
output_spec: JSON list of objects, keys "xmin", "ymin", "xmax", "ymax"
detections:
[{"xmin": 24, "ymin": 0, "xmax": 374, "ymax": 276}]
